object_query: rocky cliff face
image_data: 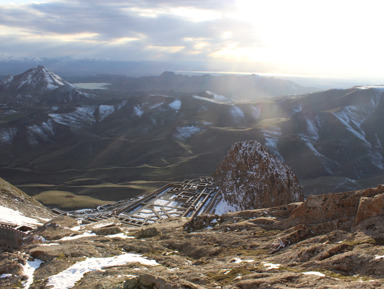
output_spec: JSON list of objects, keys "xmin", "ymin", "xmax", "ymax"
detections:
[{"xmin": 212, "ymin": 140, "xmax": 303, "ymax": 214}]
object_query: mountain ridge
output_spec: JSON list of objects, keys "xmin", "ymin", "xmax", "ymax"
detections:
[{"xmin": 0, "ymin": 66, "xmax": 384, "ymax": 208}]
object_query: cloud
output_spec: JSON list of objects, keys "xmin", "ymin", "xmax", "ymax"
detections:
[{"xmin": 0, "ymin": 0, "xmax": 258, "ymax": 65}]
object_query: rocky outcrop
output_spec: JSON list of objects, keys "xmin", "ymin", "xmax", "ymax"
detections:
[
  {"xmin": 212, "ymin": 140, "xmax": 303, "ymax": 213},
  {"xmin": 285, "ymin": 184, "xmax": 384, "ymax": 232}
]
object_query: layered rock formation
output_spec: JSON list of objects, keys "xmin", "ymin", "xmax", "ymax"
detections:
[{"xmin": 212, "ymin": 140, "xmax": 303, "ymax": 214}]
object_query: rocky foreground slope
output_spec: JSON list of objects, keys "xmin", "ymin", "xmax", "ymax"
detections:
[{"xmin": 1, "ymin": 182, "xmax": 384, "ymax": 288}]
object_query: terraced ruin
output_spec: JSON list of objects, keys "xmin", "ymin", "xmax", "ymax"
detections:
[{"xmin": 52, "ymin": 177, "xmax": 218, "ymax": 227}]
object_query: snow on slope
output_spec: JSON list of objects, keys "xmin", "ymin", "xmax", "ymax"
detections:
[
  {"xmin": 47, "ymin": 253, "xmax": 158, "ymax": 289},
  {"xmin": 332, "ymin": 92, "xmax": 381, "ymax": 145},
  {"xmin": 49, "ymin": 106, "xmax": 97, "ymax": 127},
  {"xmin": 98, "ymin": 105, "xmax": 115, "ymax": 121},
  {"xmin": 0, "ymin": 205, "xmax": 43, "ymax": 227},
  {"xmin": 262, "ymin": 128, "xmax": 284, "ymax": 161},
  {"xmin": 27, "ymin": 119, "xmax": 55, "ymax": 145},
  {"xmin": 0, "ymin": 127, "xmax": 17, "ymax": 144},
  {"xmin": 16, "ymin": 66, "xmax": 68, "ymax": 92},
  {"xmin": 230, "ymin": 106, "xmax": 245, "ymax": 121},
  {"xmin": 174, "ymin": 125, "xmax": 201, "ymax": 140},
  {"xmin": 168, "ymin": 99, "xmax": 181, "ymax": 111},
  {"xmin": 192, "ymin": 91, "xmax": 240, "ymax": 105},
  {"xmin": 22, "ymin": 259, "xmax": 43, "ymax": 289}
]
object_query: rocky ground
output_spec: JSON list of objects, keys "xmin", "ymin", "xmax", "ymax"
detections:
[{"xmin": 1, "ymin": 184, "xmax": 384, "ymax": 288}]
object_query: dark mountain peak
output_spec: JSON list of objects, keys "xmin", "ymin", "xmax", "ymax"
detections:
[{"xmin": 160, "ymin": 71, "xmax": 177, "ymax": 78}]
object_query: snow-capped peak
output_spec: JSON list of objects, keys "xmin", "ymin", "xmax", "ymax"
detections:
[{"xmin": 15, "ymin": 65, "xmax": 69, "ymax": 91}]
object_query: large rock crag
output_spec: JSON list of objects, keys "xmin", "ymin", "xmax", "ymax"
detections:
[{"xmin": 212, "ymin": 140, "xmax": 303, "ymax": 214}]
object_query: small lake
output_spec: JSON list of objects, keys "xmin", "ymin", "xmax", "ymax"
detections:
[{"xmin": 74, "ymin": 83, "xmax": 111, "ymax": 90}]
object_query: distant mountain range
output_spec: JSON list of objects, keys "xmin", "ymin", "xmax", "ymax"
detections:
[{"xmin": 0, "ymin": 66, "xmax": 383, "ymax": 206}]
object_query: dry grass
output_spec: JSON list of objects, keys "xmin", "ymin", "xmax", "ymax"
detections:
[{"xmin": 33, "ymin": 190, "xmax": 112, "ymax": 210}]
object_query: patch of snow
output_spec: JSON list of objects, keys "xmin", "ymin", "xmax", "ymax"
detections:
[
  {"xmin": 193, "ymin": 95, "xmax": 220, "ymax": 104},
  {"xmin": 302, "ymin": 271, "xmax": 325, "ymax": 277},
  {"xmin": 70, "ymin": 226, "xmax": 81, "ymax": 231},
  {"xmin": 174, "ymin": 125, "xmax": 201, "ymax": 140},
  {"xmin": 374, "ymin": 134, "xmax": 382, "ymax": 149},
  {"xmin": 251, "ymin": 105, "xmax": 261, "ymax": 119},
  {"xmin": 333, "ymin": 107, "xmax": 368, "ymax": 144},
  {"xmin": 107, "ymin": 233, "xmax": 134, "ymax": 239},
  {"xmin": 98, "ymin": 105, "xmax": 115, "ymax": 121},
  {"xmin": 231, "ymin": 258, "xmax": 254, "ymax": 264},
  {"xmin": 332, "ymin": 93, "xmax": 380, "ymax": 145},
  {"xmin": 375, "ymin": 255, "xmax": 384, "ymax": 259},
  {"xmin": 18, "ymin": 73, "xmax": 33, "ymax": 89},
  {"xmin": 262, "ymin": 128, "xmax": 284, "ymax": 161},
  {"xmin": 49, "ymin": 106, "xmax": 96, "ymax": 128},
  {"xmin": 134, "ymin": 105, "xmax": 144, "ymax": 117},
  {"xmin": 0, "ymin": 205, "xmax": 42, "ymax": 227},
  {"xmin": 22, "ymin": 259, "xmax": 43, "ymax": 289},
  {"xmin": 230, "ymin": 106, "xmax": 245, "ymax": 120},
  {"xmin": 305, "ymin": 117, "xmax": 320, "ymax": 140},
  {"xmin": 117, "ymin": 99, "xmax": 128, "ymax": 110},
  {"xmin": 0, "ymin": 127, "xmax": 17, "ymax": 144},
  {"xmin": 40, "ymin": 243, "xmax": 60, "ymax": 246},
  {"xmin": 292, "ymin": 105, "xmax": 302, "ymax": 113},
  {"xmin": 212, "ymin": 195, "xmax": 240, "ymax": 215},
  {"xmin": 149, "ymin": 101, "xmax": 164, "ymax": 109},
  {"xmin": 193, "ymin": 91, "xmax": 238, "ymax": 104},
  {"xmin": 47, "ymin": 253, "xmax": 159, "ymax": 289},
  {"xmin": 0, "ymin": 273, "xmax": 12, "ymax": 279},
  {"xmin": 27, "ymin": 120, "xmax": 55, "ymax": 145},
  {"xmin": 206, "ymin": 91, "xmax": 229, "ymax": 101},
  {"xmin": 59, "ymin": 232, "xmax": 96, "ymax": 241},
  {"xmin": 153, "ymin": 199, "xmax": 170, "ymax": 206},
  {"xmin": 300, "ymin": 136, "xmax": 323, "ymax": 158},
  {"xmin": 73, "ymin": 208, "xmax": 94, "ymax": 214},
  {"xmin": 0, "ymin": 75, "xmax": 13, "ymax": 86},
  {"xmin": 168, "ymin": 99, "xmax": 181, "ymax": 111},
  {"xmin": 262, "ymin": 262, "xmax": 281, "ymax": 270},
  {"xmin": 369, "ymin": 150, "xmax": 384, "ymax": 170}
]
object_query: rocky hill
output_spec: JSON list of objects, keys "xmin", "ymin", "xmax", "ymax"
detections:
[
  {"xmin": 212, "ymin": 141, "xmax": 303, "ymax": 214},
  {"xmin": 1, "ymin": 179, "xmax": 384, "ymax": 288}
]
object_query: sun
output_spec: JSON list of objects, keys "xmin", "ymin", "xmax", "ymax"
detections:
[{"xmin": 230, "ymin": 0, "xmax": 384, "ymax": 77}]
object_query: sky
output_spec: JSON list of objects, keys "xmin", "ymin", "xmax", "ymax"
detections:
[{"xmin": 1, "ymin": 0, "xmax": 384, "ymax": 80}]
